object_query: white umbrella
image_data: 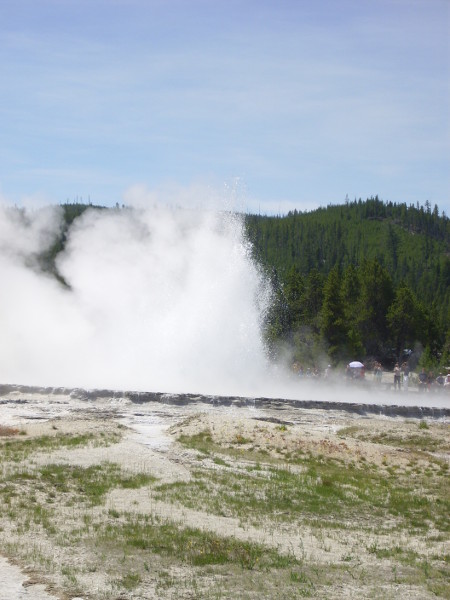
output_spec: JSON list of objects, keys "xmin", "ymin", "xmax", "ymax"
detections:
[{"xmin": 348, "ymin": 361, "xmax": 364, "ymax": 368}]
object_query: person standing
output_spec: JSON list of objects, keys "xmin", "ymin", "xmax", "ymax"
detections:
[
  {"xmin": 402, "ymin": 362, "xmax": 410, "ymax": 392},
  {"xmin": 375, "ymin": 362, "xmax": 383, "ymax": 385},
  {"xmin": 418, "ymin": 368, "xmax": 428, "ymax": 392},
  {"xmin": 394, "ymin": 363, "xmax": 401, "ymax": 390}
]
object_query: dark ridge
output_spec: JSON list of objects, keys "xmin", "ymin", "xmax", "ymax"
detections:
[{"xmin": 0, "ymin": 384, "xmax": 448, "ymax": 419}]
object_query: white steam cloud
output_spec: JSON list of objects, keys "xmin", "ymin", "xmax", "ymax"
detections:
[
  {"xmin": 1, "ymin": 194, "xmax": 442, "ymax": 409},
  {"xmin": 0, "ymin": 202, "xmax": 272, "ymax": 395}
]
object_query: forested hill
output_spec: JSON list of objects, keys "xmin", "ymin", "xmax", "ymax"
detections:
[
  {"xmin": 244, "ymin": 197, "xmax": 449, "ymax": 319},
  {"xmin": 244, "ymin": 197, "xmax": 449, "ymax": 370}
]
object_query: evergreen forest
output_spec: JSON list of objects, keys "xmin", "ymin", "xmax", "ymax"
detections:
[
  {"xmin": 39, "ymin": 198, "xmax": 450, "ymax": 373},
  {"xmin": 244, "ymin": 197, "xmax": 449, "ymax": 372}
]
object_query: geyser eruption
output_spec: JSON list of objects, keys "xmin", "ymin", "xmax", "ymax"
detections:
[
  {"xmin": 1, "ymin": 201, "xmax": 448, "ymax": 411},
  {"xmin": 0, "ymin": 203, "xmax": 272, "ymax": 395}
]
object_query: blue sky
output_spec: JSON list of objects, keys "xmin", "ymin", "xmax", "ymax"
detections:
[{"xmin": 0, "ymin": 0, "xmax": 449, "ymax": 215}]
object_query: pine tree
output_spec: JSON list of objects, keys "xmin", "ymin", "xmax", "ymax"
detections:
[
  {"xmin": 320, "ymin": 266, "xmax": 348, "ymax": 362},
  {"xmin": 357, "ymin": 259, "xmax": 394, "ymax": 357},
  {"xmin": 387, "ymin": 284, "xmax": 424, "ymax": 362}
]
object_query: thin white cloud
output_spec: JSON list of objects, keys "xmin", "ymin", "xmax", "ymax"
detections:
[{"xmin": 0, "ymin": 0, "xmax": 448, "ymax": 212}]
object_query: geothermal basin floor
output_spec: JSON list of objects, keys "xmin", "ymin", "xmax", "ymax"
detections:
[{"xmin": 0, "ymin": 385, "xmax": 448, "ymax": 600}]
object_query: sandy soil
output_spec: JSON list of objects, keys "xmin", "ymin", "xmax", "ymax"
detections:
[{"xmin": 0, "ymin": 391, "xmax": 448, "ymax": 599}]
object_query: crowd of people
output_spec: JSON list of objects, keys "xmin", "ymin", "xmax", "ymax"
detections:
[
  {"xmin": 417, "ymin": 367, "xmax": 450, "ymax": 392},
  {"xmin": 291, "ymin": 360, "xmax": 450, "ymax": 392}
]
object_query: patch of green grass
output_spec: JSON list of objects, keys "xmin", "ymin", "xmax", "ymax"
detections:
[
  {"xmin": 36, "ymin": 462, "xmax": 155, "ymax": 506},
  {"xmin": 178, "ymin": 429, "xmax": 273, "ymax": 463},
  {"xmin": 61, "ymin": 564, "xmax": 80, "ymax": 587},
  {"xmin": 0, "ymin": 462, "xmax": 155, "ymax": 510},
  {"xmin": 117, "ymin": 571, "xmax": 141, "ymax": 590},
  {"xmin": 234, "ymin": 434, "xmax": 252, "ymax": 445},
  {"xmin": 336, "ymin": 422, "xmax": 449, "ymax": 454},
  {"xmin": 367, "ymin": 543, "xmax": 450, "ymax": 596},
  {"xmin": 158, "ymin": 436, "xmax": 450, "ymax": 534},
  {"xmin": 99, "ymin": 513, "xmax": 299, "ymax": 571},
  {"xmin": 179, "ymin": 429, "xmax": 213, "ymax": 449},
  {"xmin": 155, "ymin": 462, "xmax": 369, "ymax": 527},
  {"xmin": 277, "ymin": 424, "xmax": 288, "ymax": 432},
  {"xmin": 358, "ymin": 431, "xmax": 448, "ymax": 453},
  {"xmin": 336, "ymin": 425, "xmax": 361, "ymax": 437},
  {"xmin": 0, "ymin": 430, "xmax": 122, "ymax": 463}
]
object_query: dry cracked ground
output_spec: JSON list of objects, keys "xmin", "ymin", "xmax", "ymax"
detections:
[{"xmin": 0, "ymin": 402, "xmax": 448, "ymax": 599}]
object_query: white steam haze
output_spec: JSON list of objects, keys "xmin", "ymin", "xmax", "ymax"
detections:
[
  {"xmin": 1, "ymin": 196, "xmax": 447, "ymax": 409},
  {"xmin": 0, "ymin": 200, "xmax": 275, "ymax": 396}
]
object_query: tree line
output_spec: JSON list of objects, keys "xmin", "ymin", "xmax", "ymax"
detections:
[{"xmin": 244, "ymin": 197, "xmax": 449, "ymax": 371}]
